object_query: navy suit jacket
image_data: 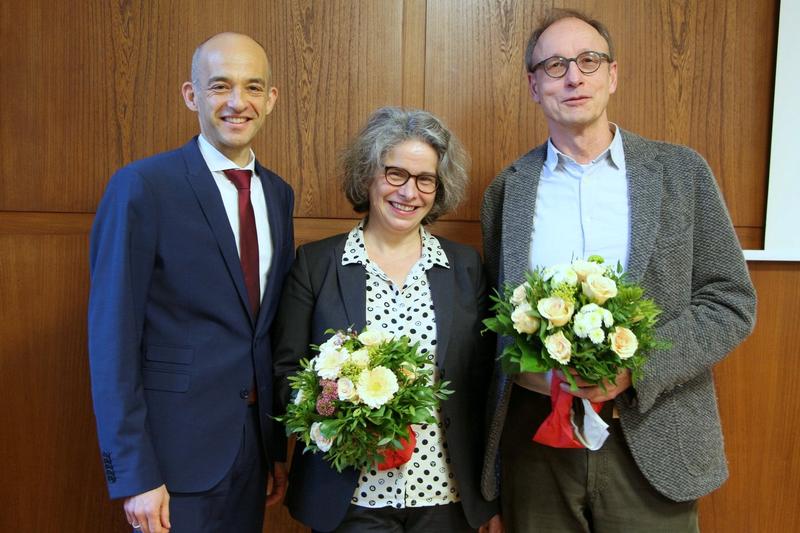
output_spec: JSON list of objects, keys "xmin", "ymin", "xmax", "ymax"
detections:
[
  {"xmin": 88, "ymin": 137, "xmax": 294, "ymax": 499},
  {"xmin": 272, "ymin": 232, "xmax": 498, "ymax": 531}
]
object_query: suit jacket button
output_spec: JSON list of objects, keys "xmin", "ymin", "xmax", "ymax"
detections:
[{"xmin": 239, "ymin": 389, "xmax": 249, "ymax": 400}]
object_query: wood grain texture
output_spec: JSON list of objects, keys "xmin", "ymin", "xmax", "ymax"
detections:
[
  {"xmin": 0, "ymin": 234, "xmax": 121, "ymax": 531},
  {"xmin": 699, "ymin": 262, "xmax": 800, "ymax": 532},
  {"xmin": 402, "ymin": 0, "xmax": 428, "ymax": 108},
  {"xmin": 260, "ymin": 0, "xmax": 406, "ymax": 220}
]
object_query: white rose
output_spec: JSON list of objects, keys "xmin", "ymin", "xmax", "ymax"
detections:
[
  {"xmin": 356, "ymin": 366, "xmax": 399, "ymax": 409},
  {"xmin": 537, "ymin": 297, "xmax": 575, "ymax": 328},
  {"xmin": 582, "ymin": 274, "xmax": 618, "ymax": 305},
  {"xmin": 310, "ymin": 421, "xmax": 334, "ymax": 452},
  {"xmin": 511, "ymin": 303, "xmax": 540, "ymax": 334},
  {"xmin": 544, "ymin": 331, "xmax": 572, "ymax": 364},
  {"xmin": 510, "ymin": 282, "xmax": 530, "ymax": 306},
  {"xmin": 350, "ymin": 348, "xmax": 370, "ymax": 368},
  {"xmin": 543, "ymin": 264, "xmax": 578, "ymax": 286},
  {"xmin": 571, "ymin": 259, "xmax": 606, "ymax": 282},
  {"xmin": 314, "ymin": 347, "xmax": 350, "ymax": 379},
  {"xmin": 609, "ymin": 327, "xmax": 638, "ymax": 360},
  {"xmin": 337, "ymin": 377, "xmax": 358, "ymax": 401},
  {"xmin": 358, "ymin": 329, "xmax": 392, "ymax": 346}
]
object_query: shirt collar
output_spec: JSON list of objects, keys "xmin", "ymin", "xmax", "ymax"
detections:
[
  {"xmin": 544, "ymin": 122, "xmax": 624, "ymax": 171},
  {"xmin": 197, "ymin": 134, "xmax": 256, "ymax": 173},
  {"xmin": 341, "ymin": 220, "xmax": 449, "ymax": 269}
]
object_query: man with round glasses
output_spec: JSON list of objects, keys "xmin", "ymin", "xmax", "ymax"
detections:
[{"xmin": 481, "ymin": 8, "xmax": 755, "ymax": 532}]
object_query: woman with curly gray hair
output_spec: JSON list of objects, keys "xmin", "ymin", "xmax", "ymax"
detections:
[{"xmin": 273, "ymin": 107, "xmax": 501, "ymax": 533}]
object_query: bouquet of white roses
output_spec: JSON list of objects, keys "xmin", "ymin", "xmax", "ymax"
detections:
[
  {"xmin": 278, "ymin": 328, "xmax": 452, "ymax": 473},
  {"xmin": 483, "ymin": 256, "xmax": 668, "ymax": 448}
]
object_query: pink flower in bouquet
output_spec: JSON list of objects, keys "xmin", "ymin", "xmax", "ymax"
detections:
[{"xmin": 316, "ymin": 396, "xmax": 335, "ymax": 416}]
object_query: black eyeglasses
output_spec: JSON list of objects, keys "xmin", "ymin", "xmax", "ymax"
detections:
[
  {"xmin": 383, "ymin": 166, "xmax": 439, "ymax": 193},
  {"xmin": 531, "ymin": 51, "xmax": 612, "ymax": 79}
]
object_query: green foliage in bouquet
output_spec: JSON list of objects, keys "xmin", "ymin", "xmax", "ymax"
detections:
[
  {"xmin": 277, "ymin": 328, "xmax": 453, "ymax": 473},
  {"xmin": 483, "ymin": 257, "xmax": 669, "ymax": 390}
]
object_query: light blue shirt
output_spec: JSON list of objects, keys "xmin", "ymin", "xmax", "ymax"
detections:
[{"xmin": 529, "ymin": 125, "xmax": 629, "ymax": 272}]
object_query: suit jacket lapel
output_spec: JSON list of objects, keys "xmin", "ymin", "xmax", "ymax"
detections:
[
  {"xmin": 181, "ymin": 138, "xmax": 254, "ymax": 324},
  {"xmin": 621, "ymin": 131, "xmax": 663, "ymax": 284},
  {"xmin": 335, "ymin": 238, "xmax": 367, "ymax": 331},
  {"xmin": 503, "ymin": 146, "xmax": 546, "ymax": 286},
  {"xmin": 427, "ymin": 265, "xmax": 454, "ymax": 370},
  {"xmin": 255, "ymin": 163, "xmax": 287, "ymax": 332}
]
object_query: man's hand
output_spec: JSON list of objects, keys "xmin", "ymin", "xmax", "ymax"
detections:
[
  {"xmin": 558, "ymin": 367, "xmax": 632, "ymax": 403},
  {"xmin": 479, "ymin": 513, "xmax": 504, "ymax": 533},
  {"xmin": 123, "ymin": 484, "xmax": 170, "ymax": 533},
  {"xmin": 266, "ymin": 461, "xmax": 288, "ymax": 506}
]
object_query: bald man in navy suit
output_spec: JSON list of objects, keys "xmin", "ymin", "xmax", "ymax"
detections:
[{"xmin": 89, "ymin": 32, "xmax": 294, "ymax": 533}]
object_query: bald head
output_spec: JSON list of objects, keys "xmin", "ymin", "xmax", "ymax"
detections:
[
  {"xmin": 191, "ymin": 32, "xmax": 272, "ymax": 87},
  {"xmin": 181, "ymin": 31, "xmax": 278, "ymax": 166}
]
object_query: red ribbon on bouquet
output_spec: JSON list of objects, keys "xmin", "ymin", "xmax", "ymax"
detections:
[
  {"xmin": 377, "ymin": 426, "xmax": 416, "ymax": 470},
  {"xmin": 533, "ymin": 373, "xmax": 603, "ymax": 448}
]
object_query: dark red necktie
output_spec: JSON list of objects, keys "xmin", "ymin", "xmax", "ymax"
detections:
[{"xmin": 223, "ymin": 169, "xmax": 260, "ymax": 316}]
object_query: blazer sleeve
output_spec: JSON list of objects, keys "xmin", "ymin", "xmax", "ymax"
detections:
[
  {"xmin": 633, "ymin": 152, "xmax": 757, "ymax": 413},
  {"xmin": 272, "ymin": 244, "xmax": 316, "ymax": 418},
  {"xmin": 87, "ymin": 168, "xmax": 164, "ymax": 499}
]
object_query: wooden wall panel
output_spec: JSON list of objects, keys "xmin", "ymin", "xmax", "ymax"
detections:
[
  {"xmin": 259, "ymin": 0, "xmax": 407, "ymax": 219},
  {"xmin": 424, "ymin": 0, "xmax": 774, "ymax": 231},
  {"xmin": 699, "ymin": 263, "xmax": 800, "ymax": 532},
  {"xmin": 0, "ymin": 233, "xmax": 121, "ymax": 531}
]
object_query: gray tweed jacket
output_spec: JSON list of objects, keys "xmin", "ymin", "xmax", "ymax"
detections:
[{"xmin": 480, "ymin": 129, "xmax": 756, "ymax": 502}]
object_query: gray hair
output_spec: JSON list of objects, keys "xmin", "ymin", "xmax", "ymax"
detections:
[
  {"xmin": 341, "ymin": 107, "xmax": 469, "ymax": 225},
  {"xmin": 524, "ymin": 9, "xmax": 615, "ymax": 73}
]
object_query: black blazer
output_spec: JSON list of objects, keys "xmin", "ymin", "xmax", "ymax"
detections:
[{"xmin": 272, "ymin": 231, "xmax": 498, "ymax": 531}]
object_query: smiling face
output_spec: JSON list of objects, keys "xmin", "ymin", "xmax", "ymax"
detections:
[
  {"xmin": 181, "ymin": 33, "xmax": 277, "ymax": 166},
  {"xmin": 528, "ymin": 17, "xmax": 617, "ymax": 136},
  {"xmin": 367, "ymin": 139, "xmax": 438, "ymax": 238}
]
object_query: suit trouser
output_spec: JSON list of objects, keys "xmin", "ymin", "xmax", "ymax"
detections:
[
  {"xmin": 500, "ymin": 384, "xmax": 698, "ymax": 533},
  {"xmin": 161, "ymin": 404, "xmax": 267, "ymax": 533}
]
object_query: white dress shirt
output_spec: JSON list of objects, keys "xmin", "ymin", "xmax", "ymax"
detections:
[{"xmin": 197, "ymin": 134, "xmax": 272, "ymax": 301}]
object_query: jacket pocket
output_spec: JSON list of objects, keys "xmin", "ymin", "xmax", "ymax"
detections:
[
  {"xmin": 144, "ymin": 345, "xmax": 194, "ymax": 365},
  {"xmin": 142, "ymin": 368, "xmax": 190, "ymax": 392}
]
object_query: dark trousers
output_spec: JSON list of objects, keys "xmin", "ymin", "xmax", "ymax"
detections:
[
  {"xmin": 161, "ymin": 405, "xmax": 267, "ymax": 533},
  {"xmin": 313, "ymin": 502, "xmax": 473, "ymax": 533},
  {"xmin": 500, "ymin": 385, "xmax": 698, "ymax": 533}
]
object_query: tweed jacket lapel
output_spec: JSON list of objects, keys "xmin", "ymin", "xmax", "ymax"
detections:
[
  {"xmin": 621, "ymin": 131, "xmax": 664, "ymax": 284},
  {"xmin": 502, "ymin": 145, "xmax": 547, "ymax": 286}
]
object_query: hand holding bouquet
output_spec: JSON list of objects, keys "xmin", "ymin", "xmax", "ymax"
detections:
[
  {"xmin": 483, "ymin": 256, "xmax": 668, "ymax": 448},
  {"xmin": 278, "ymin": 328, "xmax": 452, "ymax": 472}
]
